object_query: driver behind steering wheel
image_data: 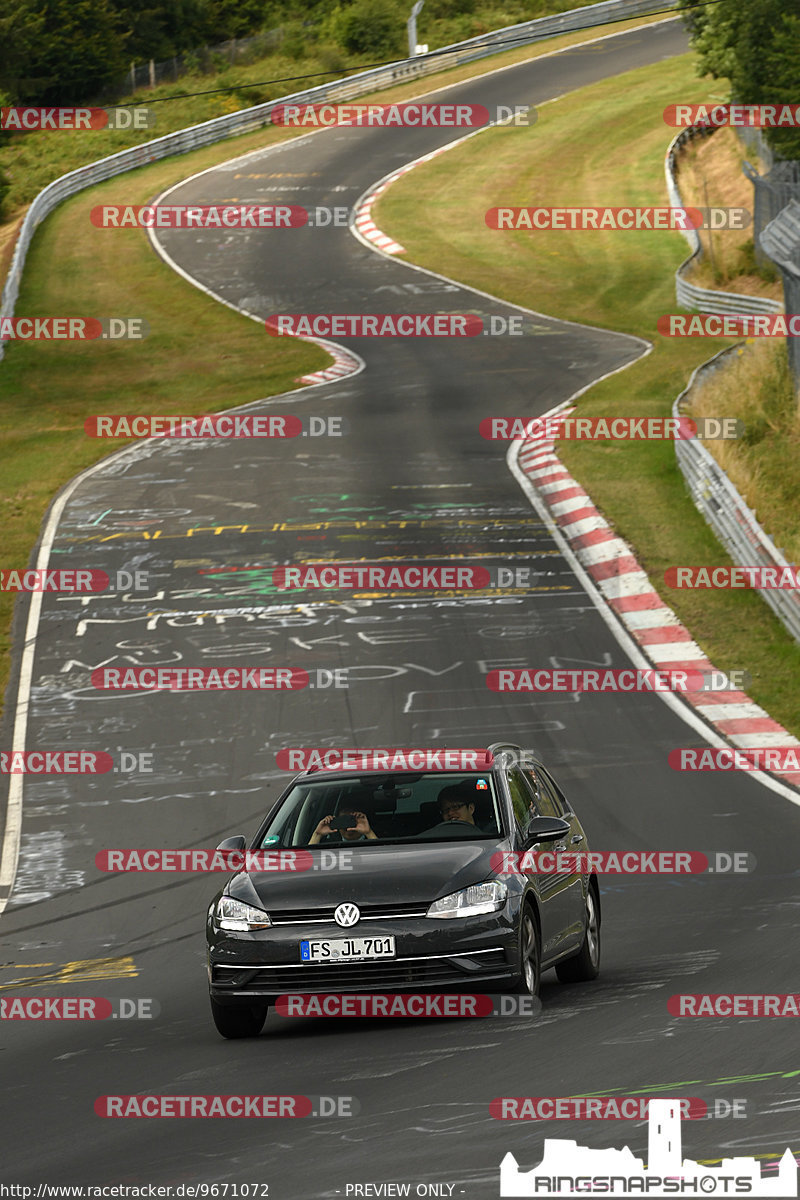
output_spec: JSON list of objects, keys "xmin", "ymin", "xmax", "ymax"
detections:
[{"xmin": 436, "ymin": 782, "xmax": 477, "ymax": 826}]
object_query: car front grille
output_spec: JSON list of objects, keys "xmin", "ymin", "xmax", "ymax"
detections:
[
  {"xmin": 268, "ymin": 901, "xmax": 431, "ymax": 925},
  {"xmin": 212, "ymin": 949, "xmax": 509, "ymax": 993}
]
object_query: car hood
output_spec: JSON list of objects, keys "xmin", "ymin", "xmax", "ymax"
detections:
[{"xmin": 227, "ymin": 839, "xmax": 510, "ymax": 911}]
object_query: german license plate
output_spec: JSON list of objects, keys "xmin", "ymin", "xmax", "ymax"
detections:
[{"xmin": 300, "ymin": 936, "xmax": 396, "ymax": 962}]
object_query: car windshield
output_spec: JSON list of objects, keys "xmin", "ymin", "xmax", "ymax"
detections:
[{"xmin": 257, "ymin": 772, "xmax": 504, "ymax": 848}]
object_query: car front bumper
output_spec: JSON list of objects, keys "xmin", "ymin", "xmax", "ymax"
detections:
[{"xmin": 207, "ymin": 912, "xmax": 520, "ymax": 1004}]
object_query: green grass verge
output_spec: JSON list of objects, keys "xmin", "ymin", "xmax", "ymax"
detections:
[
  {"xmin": 374, "ymin": 52, "xmax": 800, "ymax": 738},
  {"xmin": 0, "ymin": 147, "xmax": 329, "ymax": 714}
]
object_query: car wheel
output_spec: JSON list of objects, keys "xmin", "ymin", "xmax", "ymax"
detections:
[
  {"xmin": 210, "ymin": 998, "xmax": 268, "ymax": 1039},
  {"xmin": 555, "ymin": 885, "xmax": 600, "ymax": 983},
  {"xmin": 512, "ymin": 906, "xmax": 541, "ymax": 997}
]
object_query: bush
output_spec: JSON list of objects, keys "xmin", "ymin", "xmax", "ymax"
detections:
[
  {"xmin": 317, "ymin": 43, "xmax": 347, "ymax": 74},
  {"xmin": 333, "ymin": 0, "xmax": 406, "ymax": 58},
  {"xmin": 0, "ymin": 167, "xmax": 10, "ymax": 222},
  {"xmin": 281, "ymin": 20, "xmax": 310, "ymax": 60}
]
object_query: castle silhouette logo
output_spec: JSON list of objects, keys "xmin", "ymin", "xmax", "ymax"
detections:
[{"xmin": 500, "ymin": 1098, "xmax": 797, "ymax": 1197}]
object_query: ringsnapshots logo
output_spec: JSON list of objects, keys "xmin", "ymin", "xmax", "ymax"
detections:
[
  {"xmin": 1, "ymin": 106, "xmax": 155, "ymax": 131},
  {"xmin": 499, "ymin": 1098, "xmax": 798, "ymax": 1197},
  {"xmin": 486, "ymin": 207, "xmax": 749, "ymax": 231},
  {"xmin": 270, "ymin": 102, "xmax": 535, "ymax": 127},
  {"xmin": 480, "ymin": 416, "xmax": 743, "ymax": 440},
  {"xmin": 83, "ymin": 414, "xmax": 344, "ymax": 438}
]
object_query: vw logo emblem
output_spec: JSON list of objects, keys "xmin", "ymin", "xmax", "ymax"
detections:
[{"xmin": 334, "ymin": 902, "xmax": 360, "ymax": 928}]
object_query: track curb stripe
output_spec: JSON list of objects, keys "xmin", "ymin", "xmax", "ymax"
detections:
[{"xmin": 516, "ymin": 409, "xmax": 800, "ymax": 789}]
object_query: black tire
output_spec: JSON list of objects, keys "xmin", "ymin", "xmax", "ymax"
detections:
[
  {"xmin": 511, "ymin": 905, "xmax": 541, "ymax": 997},
  {"xmin": 556, "ymin": 885, "xmax": 600, "ymax": 983},
  {"xmin": 210, "ymin": 998, "xmax": 268, "ymax": 1039}
]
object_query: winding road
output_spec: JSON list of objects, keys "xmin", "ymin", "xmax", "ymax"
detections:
[{"xmin": 2, "ymin": 17, "xmax": 799, "ymax": 1196}]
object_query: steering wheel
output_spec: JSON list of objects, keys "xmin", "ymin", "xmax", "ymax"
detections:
[{"xmin": 421, "ymin": 820, "xmax": 479, "ymax": 837}]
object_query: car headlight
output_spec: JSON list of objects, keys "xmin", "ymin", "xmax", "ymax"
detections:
[
  {"xmin": 426, "ymin": 881, "xmax": 507, "ymax": 919},
  {"xmin": 215, "ymin": 896, "xmax": 271, "ymax": 931}
]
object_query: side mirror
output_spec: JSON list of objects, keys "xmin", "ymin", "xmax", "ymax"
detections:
[
  {"xmin": 523, "ymin": 816, "xmax": 570, "ymax": 847},
  {"xmin": 216, "ymin": 835, "xmax": 246, "ymax": 852}
]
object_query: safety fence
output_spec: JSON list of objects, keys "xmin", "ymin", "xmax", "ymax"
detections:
[
  {"xmin": 672, "ymin": 351, "xmax": 800, "ymax": 645},
  {"xmin": 664, "ymin": 126, "xmax": 783, "ymax": 316}
]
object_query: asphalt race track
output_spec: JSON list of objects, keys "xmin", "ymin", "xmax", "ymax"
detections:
[{"xmin": 2, "ymin": 16, "xmax": 800, "ymax": 1197}]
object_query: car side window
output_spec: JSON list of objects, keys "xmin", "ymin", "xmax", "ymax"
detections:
[
  {"xmin": 506, "ymin": 768, "xmax": 537, "ymax": 836},
  {"xmin": 524, "ymin": 769, "xmax": 563, "ymax": 819},
  {"xmin": 538, "ymin": 767, "xmax": 571, "ymax": 815}
]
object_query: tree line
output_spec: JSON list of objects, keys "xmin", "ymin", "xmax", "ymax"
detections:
[
  {"xmin": 0, "ymin": 0, "xmax": 798, "ymax": 162},
  {"xmin": 679, "ymin": 0, "xmax": 800, "ymax": 159}
]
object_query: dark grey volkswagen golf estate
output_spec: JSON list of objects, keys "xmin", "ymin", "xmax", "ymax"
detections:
[{"xmin": 206, "ymin": 744, "xmax": 600, "ymax": 1037}]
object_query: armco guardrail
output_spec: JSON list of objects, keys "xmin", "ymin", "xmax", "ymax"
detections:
[
  {"xmin": 1, "ymin": 0, "xmax": 674, "ymax": 359},
  {"xmin": 672, "ymin": 350, "xmax": 800, "ymax": 646},
  {"xmin": 666, "ymin": 128, "xmax": 799, "ymax": 644},
  {"xmin": 664, "ymin": 127, "xmax": 783, "ymax": 316}
]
